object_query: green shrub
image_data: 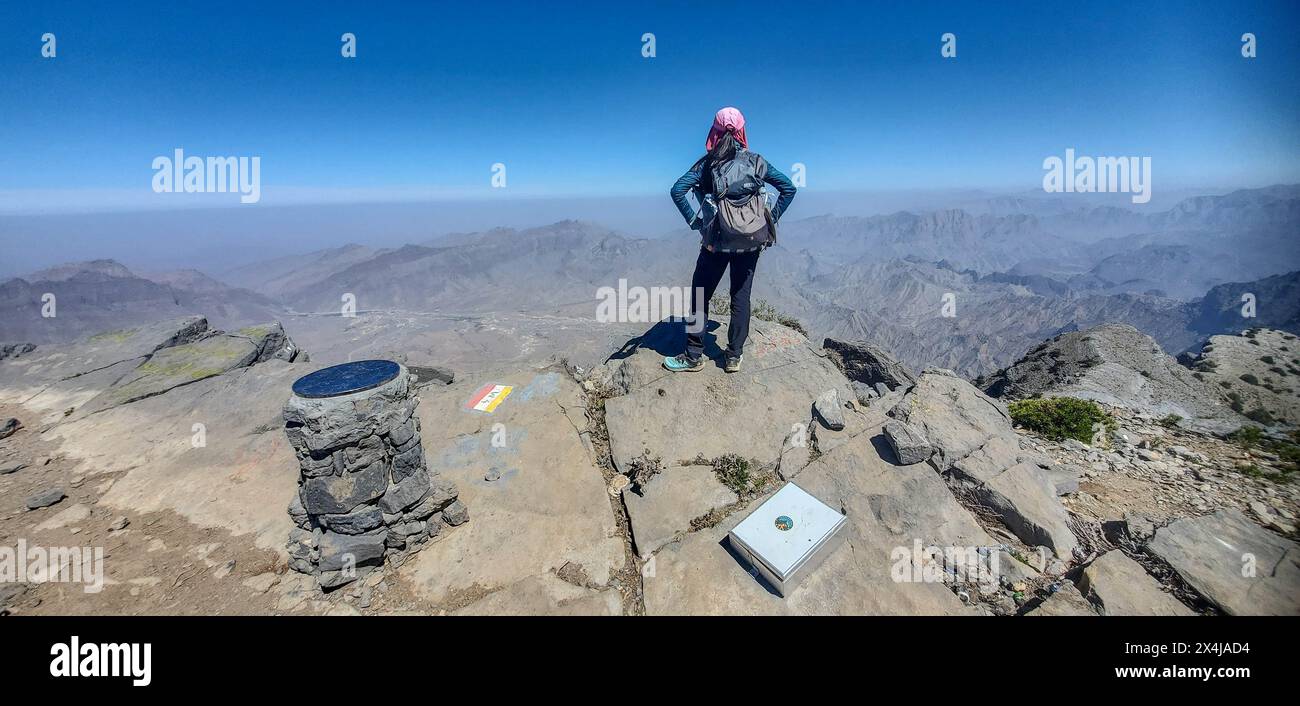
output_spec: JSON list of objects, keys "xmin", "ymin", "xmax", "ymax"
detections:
[
  {"xmin": 1158, "ymin": 414, "xmax": 1183, "ymax": 428},
  {"xmin": 1008, "ymin": 397, "xmax": 1115, "ymax": 444},
  {"xmin": 1240, "ymin": 374, "xmax": 1260, "ymax": 386},
  {"xmin": 1276, "ymin": 442, "xmax": 1300, "ymax": 476},
  {"xmin": 1238, "ymin": 463, "xmax": 1267, "ymax": 479},
  {"xmin": 710, "ymin": 295, "xmax": 807, "ymax": 337},
  {"xmin": 775, "ymin": 314, "xmax": 808, "ymax": 337},
  {"xmin": 1245, "ymin": 408, "xmax": 1276, "ymax": 425},
  {"xmin": 711, "ymin": 454, "xmax": 774, "ymax": 496},
  {"xmin": 751, "ymin": 299, "xmax": 779, "ymax": 320},
  {"xmin": 1228, "ymin": 425, "xmax": 1264, "ymax": 446}
]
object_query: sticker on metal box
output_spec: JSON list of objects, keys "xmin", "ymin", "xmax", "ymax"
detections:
[{"xmin": 727, "ymin": 482, "xmax": 847, "ymax": 596}]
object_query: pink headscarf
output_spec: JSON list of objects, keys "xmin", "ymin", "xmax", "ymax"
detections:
[{"xmin": 705, "ymin": 107, "xmax": 748, "ymax": 151}]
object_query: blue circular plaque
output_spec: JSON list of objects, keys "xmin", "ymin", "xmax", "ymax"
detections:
[{"xmin": 291, "ymin": 360, "xmax": 401, "ymax": 399}]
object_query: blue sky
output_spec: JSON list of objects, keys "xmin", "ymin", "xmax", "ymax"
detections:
[{"xmin": 1, "ymin": 0, "xmax": 1297, "ymax": 210}]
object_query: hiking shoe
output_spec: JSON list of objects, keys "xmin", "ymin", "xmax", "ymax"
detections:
[
  {"xmin": 663, "ymin": 354, "xmax": 704, "ymax": 372},
  {"xmin": 724, "ymin": 355, "xmax": 743, "ymax": 373}
]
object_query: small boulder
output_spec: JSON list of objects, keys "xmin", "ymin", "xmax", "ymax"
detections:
[
  {"xmin": 813, "ymin": 389, "xmax": 845, "ymax": 431},
  {"xmin": 882, "ymin": 420, "xmax": 933, "ymax": 465},
  {"xmin": 0, "ymin": 342, "xmax": 37, "ymax": 361},
  {"xmin": 409, "ymin": 365, "xmax": 455, "ymax": 386},
  {"xmin": 25, "ymin": 487, "xmax": 66, "ymax": 510},
  {"xmin": 0, "ymin": 417, "xmax": 20, "ymax": 440},
  {"xmin": 0, "ymin": 462, "xmax": 27, "ymax": 475},
  {"xmin": 849, "ymin": 381, "xmax": 877, "ymax": 403},
  {"xmin": 441, "ymin": 499, "xmax": 470, "ymax": 526}
]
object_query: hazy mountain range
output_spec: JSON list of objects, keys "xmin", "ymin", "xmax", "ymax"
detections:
[{"xmin": 2, "ymin": 185, "xmax": 1297, "ymax": 378}]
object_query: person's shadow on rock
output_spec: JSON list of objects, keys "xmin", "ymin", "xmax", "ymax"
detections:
[{"xmin": 607, "ymin": 318, "xmax": 724, "ymax": 363}]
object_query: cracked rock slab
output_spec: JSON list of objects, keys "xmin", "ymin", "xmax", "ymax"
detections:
[
  {"xmin": 34, "ymin": 502, "xmax": 90, "ymax": 530},
  {"xmin": 973, "ymin": 461, "xmax": 1078, "ymax": 559},
  {"xmin": 602, "ymin": 318, "xmax": 855, "ymax": 476},
  {"xmin": 0, "ymin": 316, "xmax": 209, "ymax": 405},
  {"xmin": 400, "ymin": 369, "xmax": 624, "ymax": 608},
  {"xmin": 945, "ymin": 433, "xmax": 1078, "ymax": 559},
  {"xmin": 44, "ymin": 358, "xmax": 303, "ymax": 552},
  {"xmin": 78, "ymin": 333, "xmax": 263, "ymax": 415},
  {"xmin": 1147, "ymin": 509, "xmax": 1300, "ymax": 616},
  {"xmin": 888, "ymin": 369, "xmax": 1011, "ymax": 470},
  {"xmin": 1079, "ymin": 550, "xmax": 1194, "ymax": 616},
  {"xmin": 1027, "ymin": 582, "xmax": 1098, "ymax": 616},
  {"xmin": 453, "ymin": 573, "xmax": 623, "ymax": 616},
  {"xmin": 949, "ymin": 434, "xmax": 1022, "ymax": 484},
  {"xmin": 644, "ymin": 427, "xmax": 992, "ymax": 615},
  {"xmin": 1044, "ymin": 464, "xmax": 1081, "ymax": 496},
  {"xmin": 623, "ymin": 465, "xmax": 737, "ymax": 558}
]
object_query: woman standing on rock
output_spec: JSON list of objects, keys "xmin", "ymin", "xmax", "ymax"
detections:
[{"xmin": 664, "ymin": 107, "xmax": 797, "ymax": 374}]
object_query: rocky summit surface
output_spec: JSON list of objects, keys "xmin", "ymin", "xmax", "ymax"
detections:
[
  {"xmin": 0, "ymin": 313, "xmax": 1297, "ymax": 616},
  {"xmin": 1184, "ymin": 328, "xmax": 1300, "ymax": 427},
  {"xmin": 979, "ymin": 323, "xmax": 1251, "ymax": 434}
]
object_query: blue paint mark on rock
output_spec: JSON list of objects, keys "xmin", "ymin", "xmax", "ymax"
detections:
[{"xmin": 517, "ymin": 372, "xmax": 560, "ymax": 402}]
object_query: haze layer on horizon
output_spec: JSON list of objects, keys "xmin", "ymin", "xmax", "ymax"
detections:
[{"xmin": 0, "ymin": 186, "xmax": 1244, "ymax": 278}]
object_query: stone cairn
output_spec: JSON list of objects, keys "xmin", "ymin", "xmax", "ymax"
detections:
[{"xmin": 282, "ymin": 361, "xmax": 468, "ymax": 589}]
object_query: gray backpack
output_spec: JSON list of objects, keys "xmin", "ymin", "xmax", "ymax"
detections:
[{"xmin": 709, "ymin": 147, "xmax": 775, "ymax": 247}]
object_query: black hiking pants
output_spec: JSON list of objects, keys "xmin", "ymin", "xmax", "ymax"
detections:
[{"xmin": 686, "ymin": 246, "xmax": 761, "ymax": 361}]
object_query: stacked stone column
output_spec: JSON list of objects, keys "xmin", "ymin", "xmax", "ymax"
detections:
[{"xmin": 282, "ymin": 364, "xmax": 467, "ymax": 589}]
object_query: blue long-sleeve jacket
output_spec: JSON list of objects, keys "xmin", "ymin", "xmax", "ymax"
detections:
[{"xmin": 670, "ymin": 154, "xmax": 797, "ymax": 235}]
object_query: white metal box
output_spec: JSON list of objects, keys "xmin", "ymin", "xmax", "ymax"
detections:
[{"xmin": 727, "ymin": 482, "xmax": 847, "ymax": 597}]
